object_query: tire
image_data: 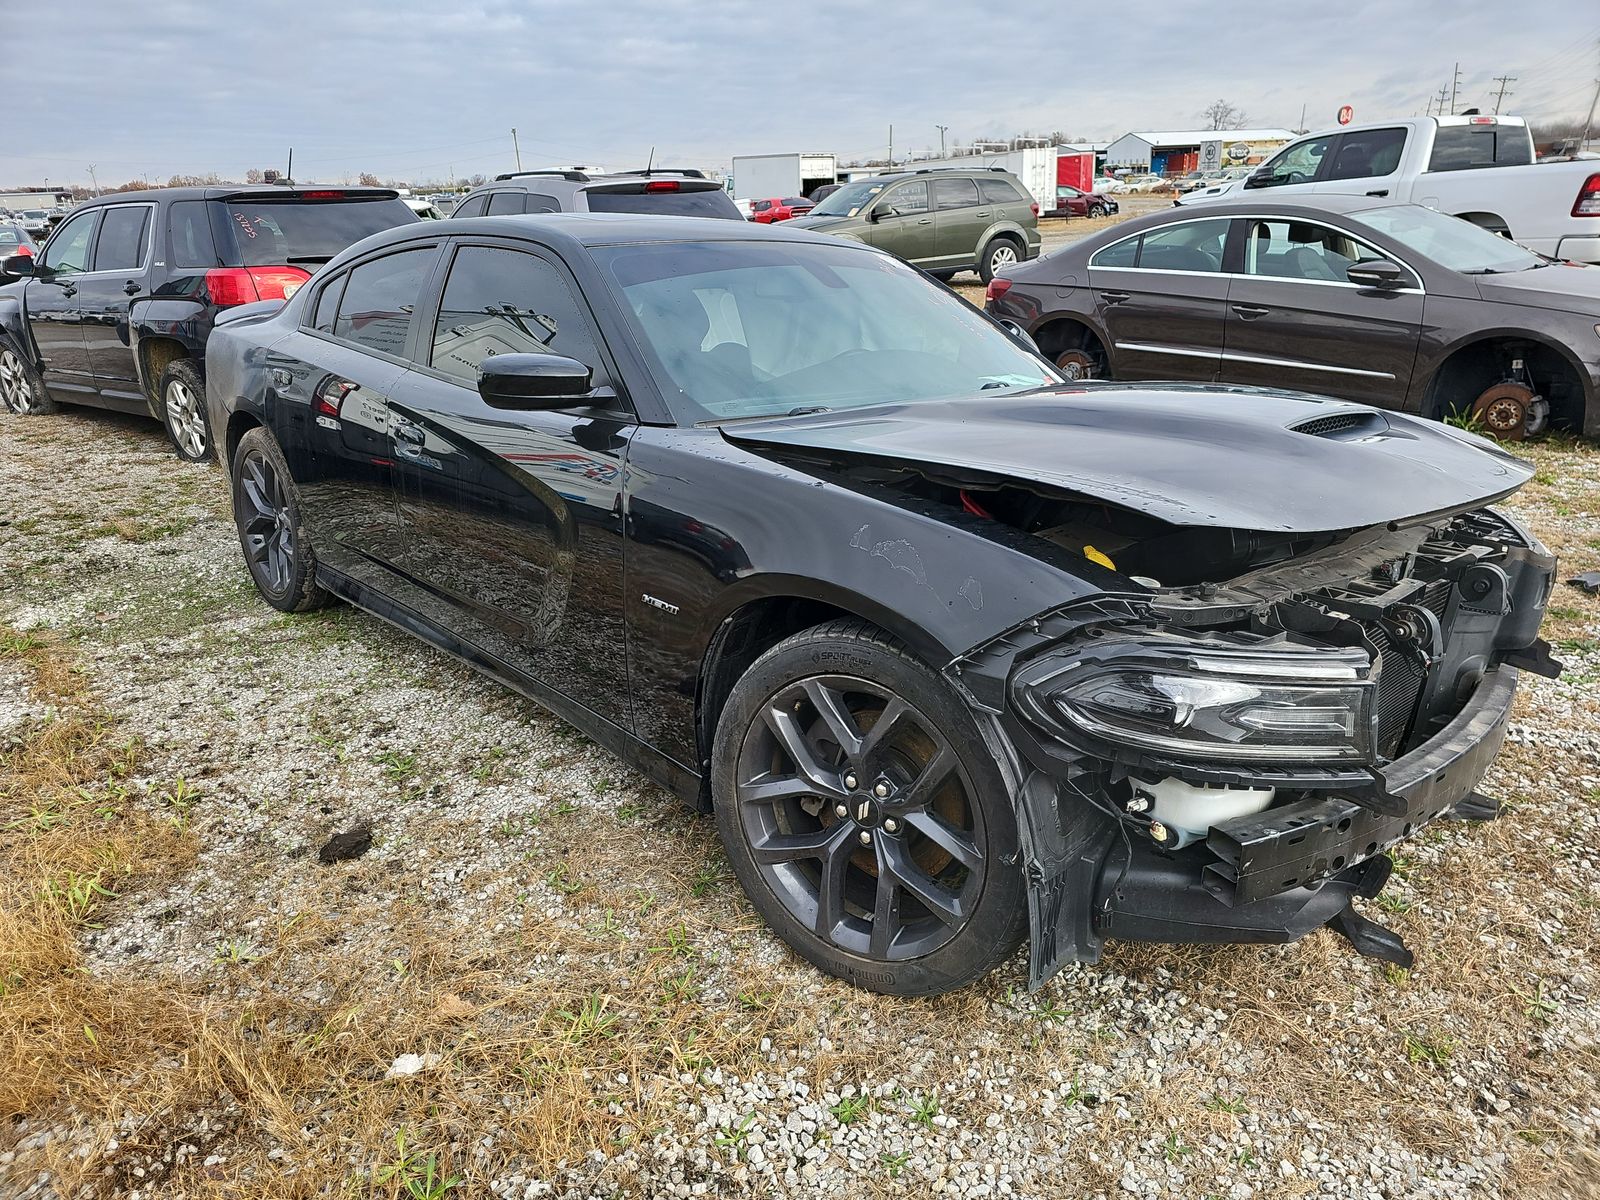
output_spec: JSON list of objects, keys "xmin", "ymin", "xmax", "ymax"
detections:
[
  {"xmin": 711, "ymin": 619, "xmax": 1027, "ymax": 996},
  {"xmin": 929, "ymin": 269, "xmax": 960, "ymax": 283},
  {"xmin": 230, "ymin": 427, "xmax": 330, "ymax": 613},
  {"xmin": 158, "ymin": 359, "xmax": 213, "ymax": 461},
  {"xmin": 0, "ymin": 336, "xmax": 56, "ymax": 415},
  {"xmin": 977, "ymin": 237, "xmax": 1022, "ymax": 285}
]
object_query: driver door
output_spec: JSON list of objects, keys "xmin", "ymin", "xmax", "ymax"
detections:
[
  {"xmin": 863, "ymin": 180, "xmax": 938, "ymax": 266},
  {"xmin": 23, "ymin": 206, "xmax": 100, "ymax": 401}
]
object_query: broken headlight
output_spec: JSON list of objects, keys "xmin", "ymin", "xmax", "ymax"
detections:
[{"xmin": 1013, "ymin": 634, "xmax": 1375, "ymax": 763}]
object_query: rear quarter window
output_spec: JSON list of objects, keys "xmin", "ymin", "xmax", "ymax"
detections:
[
  {"xmin": 220, "ymin": 197, "xmax": 417, "ymax": 266},
  {"xmin": 168, "ymin": 200, "xmax": 221, "ymax": 268},
  {"xmin": 978, "ymin": 178, "xmax": 1028, "ymax": 205}
]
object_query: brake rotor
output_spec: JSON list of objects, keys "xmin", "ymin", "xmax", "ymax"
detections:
[
  {"xmin": 1055, "ymin": 349, "xmax": 1096, "ymax": 382},
  {"xmin": 1470, "ymin": 382, "xmax": 1535, "ymax": 442}
]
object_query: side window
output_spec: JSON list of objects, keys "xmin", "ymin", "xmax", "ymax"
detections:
[
  {"xmin": 979, "ymin": 178, "xmax": 1027, "ymax": 205},
  {"xmin": 39, "ymin": 209, "xmax": 98, "ymax": 275},
  {"xmin": 1136, "ymin": 219, "xmax": 1229, "ymax": 272},
  {"xmin": 311, "ymin": 273, "xmax": 346, "ymax": 333},
  {"xmin": 1090, "ymin": 235, "xmax": 1139, "ymax": 268},
  {"xmin": 1325, "ymin": 128, "xmax": 1407, "ymax": 181},
  {"xmin": 487, "ymin": 191, "xmax": 525, "ymax": 216},
  {"xmin": 1247, "ymin": 134, "xmax": 1334, "ymax": 188},
  {"xmin": 92, "ymin": 206, "xmax": 151, "ymax": 272},
  {"xmin": 1429, "ymin": 126, "xmax": 1534, "ymax": 171},
  {"xmin": 1243, "ymin": 220, "xmax": 1387, "ymax": 283},
  {"xmin": 524, "ymin": 193, "xmax": 559, "ymax": 213},
  {"xmin": 332, "ymin": 247, "xmax": 437, "ymax": 357},
  {"xmin": 881, "ymin": 180, "xmax": 930, "ymax": 216},
  {"xmin": 168, "ymin": 200, "xmax": 220, "ymax": 268},
  {"xmin": 430, "ymin": 245, "xmax": 608, "ymax": 388},
  {"xmin": 933, "ymin": 178, "xmax": 980, "ymax": 210},
  {"xmin": 453, "ymin": 194, "xmax": 489, "ymax": 219},
  {"xmin": 753, "ymin": 200, "xmax": 772, "ymax": 212}
]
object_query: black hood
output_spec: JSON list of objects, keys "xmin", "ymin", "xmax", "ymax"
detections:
[{"xmin": 723, "ymin": 384, "xmax": 1533, "ymax": 534}]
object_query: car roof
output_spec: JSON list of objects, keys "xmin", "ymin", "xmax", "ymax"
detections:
[{"xmin": 67, "ymin": 185, "xmax": 401, "ymax": 206}]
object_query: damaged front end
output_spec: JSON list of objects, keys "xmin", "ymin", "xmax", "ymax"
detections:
[{"xmin": 952, "ymin": 508, "xmax": 1560, "ymax": 986}]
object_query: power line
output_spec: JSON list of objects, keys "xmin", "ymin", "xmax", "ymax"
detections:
[{"xmin": 1491, "ymin": 74, "xmax": 1516, "ymax": 113}]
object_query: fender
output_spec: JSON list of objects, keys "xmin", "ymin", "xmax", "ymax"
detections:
[
  {"xmin": 1408, "ymin": 324, "xmax": 1598, "ymax": 430},
  {"xmin": 0, "ymin": 286, "xmax": 36, "ymax": 362}
]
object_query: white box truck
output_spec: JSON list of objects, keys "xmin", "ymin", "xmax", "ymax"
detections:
[{"xmin": 731, "ymin": 153, "xmax": 839, "ymax": 205}]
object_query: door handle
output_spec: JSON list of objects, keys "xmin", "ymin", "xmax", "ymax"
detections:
[
  {"xmin": 975, "ymin": 210, "xmax": 991, "ymax": 217},
  {"xmin": 917, "ymin": 217, "xmax": 932, "ymax": 225},
  {"xmin": 61, "ymin": 284, "xmax": 77, "ymax": 298},
  {"xmin": 1100, "ymin": 291, "xmax": 1130, "ymax": 304},
  {"xmin": 123, "ymin": 280, "xmax": 140, "ymax": 296},
  {"xmin": 1365, "ymin": 189, "xmax": 1389, "ymax": 197},
  {"xmin": 1232, "ymin": 304, "xmax": 1270, "ymax": 319}
]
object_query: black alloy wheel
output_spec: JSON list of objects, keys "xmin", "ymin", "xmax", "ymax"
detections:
[
  {"xmin": 714, "ymin": 621, "xmax": 1026, "ymax": 995},
  {"xmin": 0, "ymin": 340, "xmax": 54, "ymax": 414},
  {"xmin": 230, "ymin": 427, "xmax": 329, "ymax": 613}
]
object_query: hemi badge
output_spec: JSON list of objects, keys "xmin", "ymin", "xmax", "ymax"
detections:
[{"xmin": 641, "ymin": 594, "xmax": 680, "ymax": 615}]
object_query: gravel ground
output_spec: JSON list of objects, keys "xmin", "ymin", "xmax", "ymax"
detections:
[{"xmin": 1, "ymin": 398, "xmax": 1597, "ymax": 1198}]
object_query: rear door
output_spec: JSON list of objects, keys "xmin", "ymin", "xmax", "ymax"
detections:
[
  {"xmin": 931, "ymin": 177, "xmax": 985, "ymax": 268},
  {"xmin": 80, "ymin": 201, "xmax": 156, "ymax": 404},
  {"xmin": 1089, "ymin": 215, "xmax": 1234, "ymax": 381},
  {"xmin": 1316, "ymin": 127, "xmax": 1408, "ymax": 199},
  {"xmin": 23, "ymin": 206, "xmax": 100, "ymax": 400},
  {"xmin": 1219, "ymin": 216, "xmax": 1423, "ymax": 406},
  {"xmin": 862, "ymin": 180, "xmax": 938, "ymax": 266},
  {"xmin": 384, "ymin": 239, "xmax": 634, "ymax": 726}
]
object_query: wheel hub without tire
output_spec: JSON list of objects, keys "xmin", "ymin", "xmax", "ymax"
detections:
[
  {"xmin": 1470, "ymin": 382, "xmax": 1535, "ymax": 442},
  {"xmin": 1056, "ymin": 349, "xmax": 1096, "ymax": 381}
]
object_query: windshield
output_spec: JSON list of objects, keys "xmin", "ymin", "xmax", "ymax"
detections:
[
  {"xmin": 21, "ymin": 210, "xmax": 47, "ymax": 219},
  {"xmin": 597, "ymin": 239, "xmax": 1057, "ymax": 424},
  {"xmin": 1349, "ymin": 205, "xmax": 1543, "ymax": 274},
  {"xmin": 806, "ymin": 179, "xmax": 889, "ymax": 218},
  {"xmin": 222, "ymin": 198, "xmax": 417, "ymax": 266}
]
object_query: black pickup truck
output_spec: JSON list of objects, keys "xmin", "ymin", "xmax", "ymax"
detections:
[{"xmin": 0, "ymin": 185, "xmax": 416, "ymax": 459}]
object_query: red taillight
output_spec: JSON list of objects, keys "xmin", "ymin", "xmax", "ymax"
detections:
[
  {"xmin": 1573, "ymin": 174, "xmax": 1600, "ymax": 218},
  {"xmin": 205, "ymin": 265, "xmax": 312, "ymax": 307},
  {"xmin": 13, "ymin": 244, "xmax": 32, "ymax": 256},
  {"xmin": 985, "ymin": 278, "xmax": 1012, "ymax": 304},
  {"xmin": 300, "ymin": 190, "xmax": 346, "ymax": 199},
  {"xmin": 644, "ymin": 180, "xmax": 681, "ymax": 192},
  {"xmin": 1030, "ymin": 202, "xmax": 1040, "ymax": 217}
]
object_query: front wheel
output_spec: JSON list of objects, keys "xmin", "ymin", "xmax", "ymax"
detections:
[
  {"xmin": 158, "ymin": 360, "xmax": 213, "ymax": 461},
  {"xmin": 712, "ymin": 620, "xmax": 1027, "ymax": 996},
  {"xmin": 0, "ymin": 338, "xmax": 56, "ymax": 415},
  {"xmin": 230, "ymin": 427, "xmax": 330, "ymax": 612},
  {"xmin": 978, "ymin": 238, "xmax": 1022, "ymax": 284}
]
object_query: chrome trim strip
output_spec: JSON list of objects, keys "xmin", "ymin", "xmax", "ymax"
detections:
[
  {"xmin": 1114, "ymin": 341, "xmax": 1221, "ymax": 361},
  {"xmin": 1219, "ymin": 350, "xmax": 1396, "ymax": 380}
]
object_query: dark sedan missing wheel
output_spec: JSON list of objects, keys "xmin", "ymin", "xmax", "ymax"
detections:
[
  {"xmin": 985, "ymin": 196, "xmax": 1600, "ymax": 441},
  {"xmin": 206, "ymin": 213, "xmax": 1560, "ymax": 996}
]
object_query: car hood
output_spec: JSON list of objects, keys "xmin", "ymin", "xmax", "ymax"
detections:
[
  {"xmin": 1473, "ymin": 261, "xmax": 1600, "ymax": 315},
  {"xmin": 785, "ymin": 214, "xmax": 859, "ymax": 233},
  {"xmin": 722, "ymin": 385, "xmax": 1532, "ymax": 534}
]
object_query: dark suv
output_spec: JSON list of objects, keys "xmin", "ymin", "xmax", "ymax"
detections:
[
  {"xmin": 453, "ymin": 168, "xmax": 743, "ymax": 220},
  {"xmin": 0, "ymin": 186, "xmax": 417, "ymax": 459},
  {"xmin": 789, "ymin": 167, "xmax": 1041, "ymax": 282}
]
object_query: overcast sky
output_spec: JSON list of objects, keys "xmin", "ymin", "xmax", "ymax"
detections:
[{"xmin": 3, "ymin": 0, "xmax": 1596, "ymax": 188}]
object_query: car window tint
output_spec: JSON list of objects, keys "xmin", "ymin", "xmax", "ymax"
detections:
[
  {"xmin": 753, "ymin": 200, "xmax": 772, "ymax": 211},
  {"xmin": 524, "ymin": 193, "xmax": 559, "ymax": 213},
  {"xmin": 1244, "ymin": 220, "xmax": 1384, "ymax": 283},
  {"xmin": 168, "ymin": 200, "xmax": 220, "ymax": 268},
  {"xmin": 1250, "ymin": 134, "xmax": 1333, "ymax": 187},
  {"xmin": 311, "ymin": 273, "xmax": 346, "ymax": 332},
  {"xmin": 222, "ymin": 198, "xmax": 416, "ymax": 266},
  {"xmin": 93, "ymin": 206, "xmax": 151, "ymax": 272},
  {"xmin": 933, "ymin": 178, "xmax": 981, "ymax": 210},
  {"xmin": 486, "ymin": 191, "xmax": 524, "ymax": 216},
  {"xmin": 40, "ymin": 209, "xmax": 97, "ymax": 274},
  {"xmin": 979, "ymin": 178, "xmax": 1026, "ymax": 204},
  {"xmin": 1326, "ymin": 128, "xmax": 1406, "ymax": 181},
  {"xmin": 430, "ymin": 245, "xmax": 607, "ymax": 387},
  {"xmin": 332, "ymin": 247, "xmax": 436, "ymax": 357},
  {"xmin": 453, "ymin": 194, "xmax": 489, "ymax": 218},
  {"xmin": 1428, "ymin": 125, "xmax": 1533, "ymax": 171},
  {"xmin": 882, "ymin": 181, "xmax": 929, "ymax": 215},
  {"xmin": 781, "ymin": 197, "xmax": 811, "ymax": 207},
  {"xmin": 1090, "ymin": 235, "xmax": 1139, "ymax": 268},
  {"xmin": 1136, "ymin": 219, "xmax": 1229, "ymax": 272}
]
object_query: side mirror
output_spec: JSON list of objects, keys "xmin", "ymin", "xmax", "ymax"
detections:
[
  {"xmin": 2, "ymin": 253, "xmax": 36, "ymax": 280},
  {"xmin": 477, "ymin": 353, "xmax": 594, "ymax": 410},
  {"xmin": 996, "ymin": 318, "xmax": 1042, "ymax": 355},
  {"xmin": 1242, "ymin": 169, "xmax": 1272, "ymax": 190},
  {"xmin": 1347, "ymin": 259, "xmax": 1406, "ymax": 289},
  {"xmin": 870, "ymin": 205, "xmax": 896, "ymax": 223}
]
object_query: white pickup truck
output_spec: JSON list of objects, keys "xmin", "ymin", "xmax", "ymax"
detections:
[{"xmin": 1177, "ymin": 115, "xmax": 1600, "ymax": 263}]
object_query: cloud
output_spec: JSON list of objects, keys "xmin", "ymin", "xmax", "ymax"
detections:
[{"xmin": 1, "ymin": 0, "xmax": 1594, "ymax": 187}]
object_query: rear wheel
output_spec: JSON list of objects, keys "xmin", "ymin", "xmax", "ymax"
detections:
[
  {"xmin": 978, "ymin": 238, "xmax": 1022, "ymax": 284},
  {"xmin": 929, "ymin": 268, "xmax": 960, "ymax": 283},
  {"xmin": 0, "ymin": 339, "xmax": 55, "ymax": 415},
  {"xmin": 230, "ymin": 427, "xmax": 330, "ymax": 613},
  {"xmin": 158, "ymin": 360, "xmax": 212, "ymax": 461},
  {"xmin": 712, "ymin": 620, "xmax": 1027, "ymax": 996}
]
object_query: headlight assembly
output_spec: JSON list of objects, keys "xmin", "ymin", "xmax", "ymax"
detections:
[{"xmin": 1013, "ymin": 633, "xmax": 1375, "ymax": 763}]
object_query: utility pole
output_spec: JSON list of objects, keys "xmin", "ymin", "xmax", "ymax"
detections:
[
  {"xmin": 887, "ymin": 124, "xmax": 893, "ymax": 168},
  {"xmin": 286, "ymin": 148, "xmax": 293, "ymax": 183},
  {"xmin": 1582, "ymin": 74, "xmax": 1600, "ymax": 154},
  {"xmin": 935, "ymin": 124, "xmax": 948, "ymax": 159},
  {"xmin": 1432, "ymin": 86, "xmax": 1450, "ymax": 117},
  {"xmin": 87, "ymin": 164, "xmax": 99, "ymax": 196},
  {"xmin": 1297, "ymin": 103, "xmax": 1306, "ymax": 134},
  {"xmin": 1448, "ymin": 61, "xmax": 1461, "ymax": 115},
  {"xmin": 1490, "ymin": 74, "xmax": 1516, "ymax": 114},
  {"xmin": 511, "ymin": 128, "xmax": 522, "ymax": 172}
]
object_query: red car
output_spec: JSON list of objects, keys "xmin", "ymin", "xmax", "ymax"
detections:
[
  {"xmin": 1047, "ymin": 184, "xmax": 1119, "ymax": 219},
  {"xmin": 749, "ymin": 196, "xmax": 815, "ymax": 223}
]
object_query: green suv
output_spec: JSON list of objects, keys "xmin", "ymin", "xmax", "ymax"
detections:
[{"xmin": 789, "ymin": 167, "xmax": 1041, "ymax": 282}]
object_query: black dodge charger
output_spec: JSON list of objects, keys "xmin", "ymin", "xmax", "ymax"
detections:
[{"xmin": 205, "ymin": 214, "xmax": 1560, "ymax": 996}]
